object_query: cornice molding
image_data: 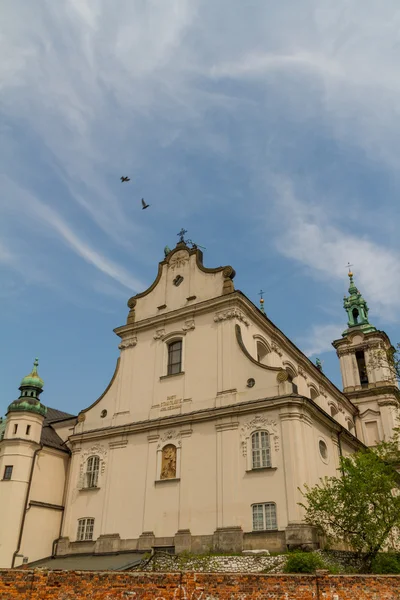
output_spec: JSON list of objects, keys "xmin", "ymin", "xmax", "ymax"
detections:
[{"xmin": 68, "ymin": 394, "xmax": 362, "ymax": 452}]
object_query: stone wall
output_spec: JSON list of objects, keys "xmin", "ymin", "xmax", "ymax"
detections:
[
  {"xmin": 0, "ymin": 569, "xmax": 400, "ymax": 599},
  {"xmin": 138, "ymin": 551, "xmax": 287, "ymax": 573}
]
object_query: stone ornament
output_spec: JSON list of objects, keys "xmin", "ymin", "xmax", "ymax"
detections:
[
  {"xmin": 157, "ymin": 430, "xmax": 181, "ymax": 449},
  {"xmin": 240, "ymin": 415, "xmax": 280, "ymax": 455},
  {"xmin": 118, "ymin": 336, "xmax": 138, "ymax": 350},
  {"xmin": 214, "ymin": 308, "xmax": 249, "ymax": 326},
  {"xmin": 182, "ymin": 319, "xmax": 195, "ymax": 332},
  {"xmin": 271, "ymin": 342, "xmax": 283, "ymax": 357},
  {"xmin": 169, "ymin": 251, "xmax": 190, "ymax": 271},
  {"xmin": 298, "ymin": 366, "xmax": 308, "ymax": 380},
  {"xmin": 126, "ymin": 298, "xmax": 137, "ymax": 325},
  {"xmin": 153, "ymin": 328, "xmax": 166, "ymax": 340},
  {"xmin": 276, "ymin": 370, "xmax": 288, "ymax": 383}
]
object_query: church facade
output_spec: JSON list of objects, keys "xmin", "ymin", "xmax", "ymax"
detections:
[{"xmin": 0, "ymin": 241, "xmax": 399, "ymax": 567}]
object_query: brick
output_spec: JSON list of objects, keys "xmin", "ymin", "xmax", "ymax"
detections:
[{"xmin": 0, "ymin": 569, "xmax": 399, "ymax": 599}]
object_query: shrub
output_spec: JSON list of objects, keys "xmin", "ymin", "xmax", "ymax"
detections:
[
  {"xmin": 284, "ymin": 551, "xmax": 326, "ymax": 573},
  {"xmin": 372, "ymin": 553, "xmax": 400, "ymax": 574}
]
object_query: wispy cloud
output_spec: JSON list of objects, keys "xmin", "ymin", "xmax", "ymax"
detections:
[
  {"xmin": 272, "ymin": 178, "xmax": 400, "ymax": 322},
  {"xmin": 298, "ymin": 323, "xmax": 344, "ymax": 358}
]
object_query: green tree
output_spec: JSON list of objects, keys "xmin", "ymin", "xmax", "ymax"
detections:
[{"xmin": 300, "ymin": 447, "xmax": 400, "ymax": 571}]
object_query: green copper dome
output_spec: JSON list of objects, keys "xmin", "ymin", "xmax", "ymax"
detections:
[
  {"xmin": 7, "ymin": 358, "xmax": 47, "ymax": 418},
  {"xmin": 342, "ymin": 271, "xmax": 377, "ymax": 336},
  {"xmin": 7, "ymin": 398, "xmax": 47, "ymax": 417},
  {"xmin": 20, "ymin": 358, "xmax": 44, "ymax": 389}
]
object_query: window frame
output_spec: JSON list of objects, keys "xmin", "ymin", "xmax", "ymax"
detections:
[
  {"xmin": 76, "ymin": 517, "xmax": 95, "ymax": 541},
  {"xmin": 167, "ymin": 339, "xmax": 183, "ymax": 376},
  {"xmin": 251, "ymin": 430, "xmax": 272, "ymax": 470},
  {"xmin": 85, "ymin": 455, "xmax": 100, "ymax": 489},
  {"xmin": 3, "ymin": 465, "xmax": 13, "ymax": 480},
  {"xmin": 252, "ymin": 502, "xmax": 277, "ymax": 531}
]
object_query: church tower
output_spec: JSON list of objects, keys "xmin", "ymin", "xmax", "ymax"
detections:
[
  {"xmin": 333, "ymin": 272, "xmax": 400, "ymax": 445},
  {"xmin": 0, "ymin": 359, "xmax": 47, "ymax": 567}
]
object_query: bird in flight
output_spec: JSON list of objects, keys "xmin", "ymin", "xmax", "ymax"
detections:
[
  {"xmin": 120, "ymin": 176, "xmax": 130, "ymax": 182},
  {"xmin": 141, "ymin": 198, "xmax": 150, "ymax": 210}
]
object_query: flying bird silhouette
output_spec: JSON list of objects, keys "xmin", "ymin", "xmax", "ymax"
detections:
[
  {"xmin": 141, "ymin": 198, "xmax": 150, "ymax": 210},
  {"xmin": 120, "ymin": 176, "xmax": 130, "ymax": 182}
]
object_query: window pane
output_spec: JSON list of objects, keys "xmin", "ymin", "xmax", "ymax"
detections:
[
  {"xmin": 252, "ymin": 504, "xmax": 264, "ymax": 531},
  {"xmin": 77, "ymin": 520, "xmax": 85, "ymax": 541},
  {"xmin": 3, "ymin": 466, "xmax": 13, "ymax": 480},
  {"xmin": 264, "ymin": 503, "xmax": 277, "ymax": 530},
  {"xmin": 260, "ymin": 431, "xmax": 271, "ymax": 468},
  {"xmin": 168, "ymin": 340, "xmax": 182, "ymax": 375},
  {"xmin": 252, "ymin": 431, "xmax": 271, "ymax": 468},
  {"xmin": 86, "ymin": 456, "xmax": 100, "ymax": 488},
  {"xmin": 85, "ymin": 518, "xmax": 94, "ymax": 540}
]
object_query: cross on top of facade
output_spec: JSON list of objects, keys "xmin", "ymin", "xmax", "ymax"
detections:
[{"xmin": 177, "ymin": 228, "xmax": 188, "ymax": 243}]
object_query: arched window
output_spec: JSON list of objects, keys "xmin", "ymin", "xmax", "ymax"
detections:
[
  {"xmin": 352, "ymin": 308, "xmax": 359, "ymax": 324},
  {"xmin": 167, "ymin": 340, "xmax": 182, "ymax": 375},
  {"xmin": 85, "ymin": 455, "xmax": 100, "ymax": 488},
  {"xmin": 347, "ymin": 420, "xmax": 355, "ymax": 434},
  {"xmin": 330, "ymin": 405, "xmax": 339, "ymax": 418},
  {"xmin": 309, "ymin": 386, "xmax": 319, "ymax": 401},
  {"xmin": 77, "ymin": 518, "xmax": 95, "ymax": 541},
  {"xmin": 251, "ymin": 431, "xmax": 271, "ymax": 469},
  {"xmin": 252, "ymin": 502, "xmax": 277, "ymax": 531},
  {"xmin": 257, "ymin": 342, "xmax": 269, "ymax": 365},
  {"xmin": 160, "ymin": 444, "xmax": 177, "ymax": 479}
]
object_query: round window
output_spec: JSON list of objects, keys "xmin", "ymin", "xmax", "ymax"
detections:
[
  {"xmin": 100, "ymin": 409, "xmax": 107, "ymax": 418},
  {"xmin": 319, "ymin": 440, "xmax": 328, "ymax": 460}
]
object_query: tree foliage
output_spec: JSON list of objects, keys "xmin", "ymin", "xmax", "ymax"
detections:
[{"xmin": 300, "ymin": 447, "xmax": 400, "ymax": 570}]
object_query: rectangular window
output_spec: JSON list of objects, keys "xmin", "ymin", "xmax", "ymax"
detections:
[
  {"xmin": 77, "ymin": 518, "xmax": 95, "ymax": 541},
  {"xmin": 356, "ymin": 350, "xmax": 369, "ymax": 386},
  {"xmin": 252, "ymin": 503, "xmax": 277, "ymax": 531},
  {"xmin": 3, "ymin": 466, "xmax": 13, "ymax": 480},
  {"xmin": 167, "ymin": 340, "xmax": 182, "ymax": 375},
  {"xmin": 26, "ymin": 425, "xmax": 31, "ymax": 435},
  {"xmin": 13, "ymin": 424, "xmax": 18, "ymax": 435},
  {"xmin": 85, "ymin": 456, "xmax": 100, "ymax": 488},
  {"xmin": 251, "ymin": 431, "xmax": 271, "ymax": 469}
]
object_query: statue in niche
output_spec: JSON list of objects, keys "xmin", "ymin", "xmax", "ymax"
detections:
[{"xmin": 160, "ymin": 444, "xmax": 177, "ymax": 479}]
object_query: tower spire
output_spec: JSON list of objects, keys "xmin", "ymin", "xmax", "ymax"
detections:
[
  {"xmin": 342, "ymin": 270, "xmax": 376, "ymax": 336},
  {"xmin": 7, "ymin": 358, "xmax": 47, "ymax": 417}
]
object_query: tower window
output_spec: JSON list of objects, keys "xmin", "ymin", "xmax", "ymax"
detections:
[
  {"xmin": 167, "ymin": 340, "xmax": 182, "ymax": 375},
  {"xmin": 3, "ymin": 466, "xmax": 13, "ymax": 480},
  {"xmin": 352, "ymin": 308, "xmax": 359, "ymax": 324},
  {"xmin": 13, "ymin": 424, "xmax": 18, "ymax": 435},
  {"xmin": 77, "ymin": 518, "xmax": 95, "ymax": 541},
  {"xmin": 26, "ymin": 425, "xmax": 31, "ymax": 435},
  {"xmin": 356, "ymin": 350, "xmax": 369, "ymax": 386}
]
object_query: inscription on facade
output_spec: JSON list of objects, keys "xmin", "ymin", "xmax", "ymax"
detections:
[{"xmin": 160, "ymin": 395, "xmax": 183, "ymax": 412}]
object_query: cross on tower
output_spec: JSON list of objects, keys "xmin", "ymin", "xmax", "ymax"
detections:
[
  {"xmin": 346, "ymin": 262, "xmax": 353, "ymax": 273},
  {"xmin": 177, "ymin": 228, "xmax": 188, "ymax": 243},
  {"xmin": 258, "ymin": 289, "xmax": 265, "ymax": 314}
]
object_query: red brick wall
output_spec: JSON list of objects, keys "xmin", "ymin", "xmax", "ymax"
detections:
[{"xmin": 0, "ymin": 569, "xmax": 399, "ymax": 599}]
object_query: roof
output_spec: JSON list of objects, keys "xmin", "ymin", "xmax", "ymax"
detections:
[
  {"xmin": 24, "ymin": 552, "xmax": 145, "ymax": 571},
  {"xmin": 44, "ymin": 407, "xmax": 76, "ymax": 424},
  {"xmin": 41, "ymin": 407, "xmax": 76, "ymax": 453}
]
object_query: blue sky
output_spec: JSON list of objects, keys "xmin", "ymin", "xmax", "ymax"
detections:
[{"xmin": 2, "ymin": 0, "xmax": 400, "ymax": 417}]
